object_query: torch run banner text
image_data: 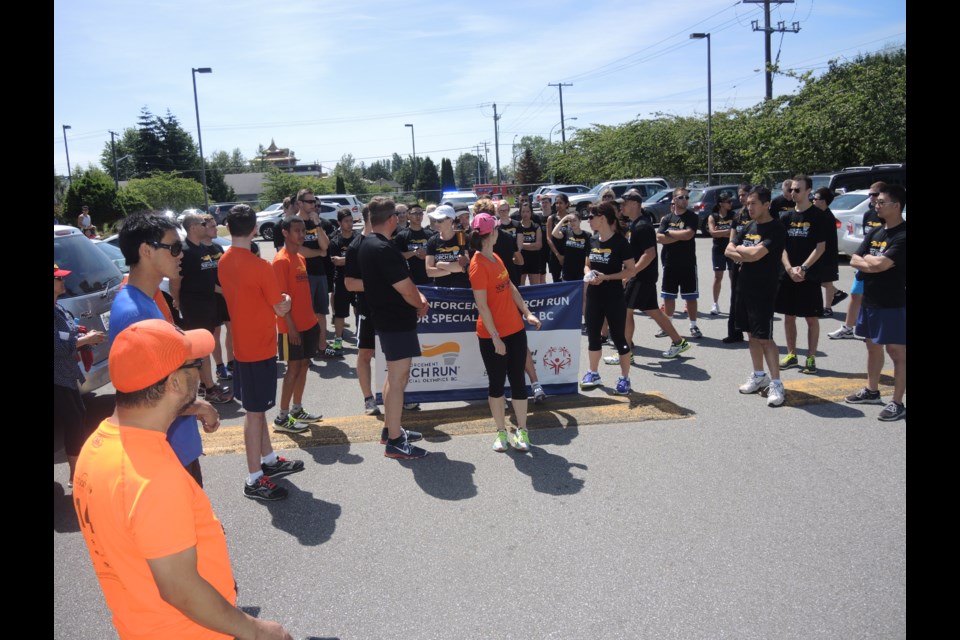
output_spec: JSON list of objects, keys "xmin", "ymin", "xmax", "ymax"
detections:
[{"xmin": 374, "ymin": 281, "xmax": 583, "ymax": 403}]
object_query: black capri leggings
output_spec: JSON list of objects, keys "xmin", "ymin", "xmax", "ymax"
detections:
[
  {"xmin": 54, "ymin": 383, "xmax": 89, "ymax": 457},
  {"xmin": 478, "ymin": 329, "xmax": 529, "ymax": 400},
  {"xmin": 586, "ymin": 287, "xmax": 631, "ymax": 355}
]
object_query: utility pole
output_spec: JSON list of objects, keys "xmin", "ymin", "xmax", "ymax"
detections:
[
  {"xmin": 476, "ymin": 144, "xmax": 482, "ymax": 186},
  {"xmin": 481, "ymin": 142, "xmax": 490, "ymax": 183},
  {"xmin": 548, "ymin": 82, "xmax": 573, "ymax": 149},
  {"xmin": 744, "ymin": 1, "xmax": 799, "ymax": 101},
  {"xmin": 493, "ymin": 103, "xmax": 502, "ymax": 186},
  {"xmin": 109, "ymin": 130, "xmax": 120, "ymax": 189}
]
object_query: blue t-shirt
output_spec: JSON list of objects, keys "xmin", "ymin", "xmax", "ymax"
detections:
[{"xmin": 109, "ymin": 285, "xmax": 203, "ymax": 466}]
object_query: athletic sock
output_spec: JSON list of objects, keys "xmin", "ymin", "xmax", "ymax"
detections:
[
  {"xmin": 247, "ymin": 470, "xmax": 264, "ymax": 485},
  {"xmin": 261, "ymin": 452, "xmax": 278, "ymax": 466}
]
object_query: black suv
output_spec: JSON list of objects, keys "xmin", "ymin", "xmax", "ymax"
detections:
[
  {"xmin": 685, "ymin": 185, "xmax": 741, "ymax": 235},
  {"xmin": 208, "ymin": 202, "xmax": 244, "ymax": 225},
  {"xmin": 810, "ymin": 163, "xmax": 905, "ymax": 194}
]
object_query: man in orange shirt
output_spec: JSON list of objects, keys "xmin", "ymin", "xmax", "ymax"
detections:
[
  {"xmin": 219, "ymin": 205, "xmax": 304, "ymax": 501},
  {"xmin": 73, "ymin": 319, "xmax": 292, "ymax": 640},
  {"xmin": 272, "ymin": 216, "xmax": 324, "ymax": 433}
]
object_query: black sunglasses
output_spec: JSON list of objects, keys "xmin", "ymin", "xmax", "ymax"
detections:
[
  {"xmin": 868, "ymin": 192, "xmax": 879, "ymax": 197},
  {"xmin": 789, "ymin": 188, "xmax": 802, "ymax": 193},
  {"xmin": 149, "ymin": 241, "xmax": 184, "ymax": 257},
  {"xmin": 674, "ymin": 195, "xmax": 689, "ymax": 200},
  {"xmin": 299, "ymin": 198, "xmax": 317, "ymax": 204}
]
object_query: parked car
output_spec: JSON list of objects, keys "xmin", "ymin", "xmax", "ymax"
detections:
[
  {"xmin": 53, "ymin": 225, "xmax": 125, "ymax": 393},
  {"xmin": 810, "ymin": 163, "xmax": 905, "ymax": 195},
  {"xmin": 317, "ymin": 194, "xmax": 364, "ymax": 222},
  {"xmin": 208, "ymin": 202, "xmax": 244, "ymax": 225},
  {"xmin": 641, "ymin": 188, "xmax": 675, "ymax": 222},
  {"xmin": 531, "ymin": 184, "xmax": 590, "ymax": 211},
  {"xmin": 830, "ymin": 190, "xmax": 873, "ymax": 256},
  {"xmin": 568, "ymin": 178, "xmax": 670, "ymax": 216},
  {"xmin": 256, "ymin": 202, "xmax": 339, "ymax": 241},
  {"xmin": 177, "ymin": 208, "xmax": 206, "ymax": 224},
  {"xmin": 440, "ymin": 191, "xmax": 479, "ymax": 210},
  {"xmin": 686, "ymin": 185, "xmax": 741, "ymax": 235}
]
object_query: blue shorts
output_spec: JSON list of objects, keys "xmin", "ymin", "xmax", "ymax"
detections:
[
  {"xmin": 855, "ymin": 306, "xmax": 906, "ymax": 345},
  {"xmin": 377, "ymin": 329, "xmax": 421, "ymax": 361},
  {"xmin": 308, "ymin": 274, "xmax": 330, "ymax": 316},
  {"xmin": 851, "ymin": 275, "xmax": 864, "ymax": 295},
  {"xmin": 233, "ymin": 357, "xmax": 278, "ymax": 412}
]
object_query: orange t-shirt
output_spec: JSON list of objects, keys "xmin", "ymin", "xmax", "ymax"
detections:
[
  {"xmin": 469, "ymin": 252, "xmax": 524, "ymax": 339},
  {"xmin": 218, "ymin": 247, "xmax": 283, "ymax": 362},
  {"xmin": 73, "ymin": 419, "xmax": 235, "ymax": 640},
  {"xmin": 272, "ymin": 247, "xmax": 319, "ymax": 334}
]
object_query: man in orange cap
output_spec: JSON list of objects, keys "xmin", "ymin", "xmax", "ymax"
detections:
[{"xmin": 73, "ymin": 320, "xmax": 292, "ymax": 640}]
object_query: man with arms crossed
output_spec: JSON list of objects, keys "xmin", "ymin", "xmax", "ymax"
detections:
[
  {"xmin": 74, "ymin": 319, "xmax": 292, "ymax": 640},
  {"xmin": 219, "ymin": 205, "xmax": 304, "ymax": 501},
  {"xmin": 845, "ymin": 185, "xmax": 907, "ymax": 421},
  {"xmin": 726, "ymin": 187, "xmax": 788, "ymax": 407},
  {"xmin": 358, "ymin": 197, "xmax": 431, "ymax": 459}
]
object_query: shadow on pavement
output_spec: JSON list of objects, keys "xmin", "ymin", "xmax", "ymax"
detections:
[
  {"xmin": 634, "ymin": 357, "xmax": 711, "ymax": 381},
  {"xmin": 53, "ymin": 482, "xmax": 80, "ymax": 533},
  {"xmin": 509, "ymin": 445, "xmax": 587, "ymax": 495},
  {"xmin": 262, "ymin": 485, "xmax": 341, "ymax": 546},
  {"xmin": 397, "ymin": 451, "xmax": 477, "ymax": 501}
]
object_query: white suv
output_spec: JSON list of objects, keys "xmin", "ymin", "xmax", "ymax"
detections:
[
  {"xmin": 317, "ymin": 194, "xmax": 363, "ymax": 223},
  {"xmin": 568, "ymin": 178, "xmax": 670, "ymax": 215}
]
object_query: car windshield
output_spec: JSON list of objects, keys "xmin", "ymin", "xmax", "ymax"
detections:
[
  {"xmin": 687, "ymin": 189, "xmax": 706, "ymax": 203},
  {"xmin": 644, "ymin": 189, "xmax": 673, "ymax": 204},
  {"xmin": 54, "ymin": 233, "xmax": 123, "ymax": 298},
  {"xmin": 93, "ymin": 241, "xmax": 130, "ymax": 275},
  {"xmin": 259, "ymin": 203, "xmax": 282, "ymax": 215},
  {"xmin": 442, "ymin": 194, "xmax": 476, "ymax": 206},
  {"xmin": 831, "ymin": 193, "xmax": 869, "ymax": 211},
  {"xmin": 811, "ymin": 176, "xmax": 831, "ymax": 191}
]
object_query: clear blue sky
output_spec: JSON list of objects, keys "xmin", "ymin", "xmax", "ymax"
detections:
[{"xmin": 53, "ymin": 0, "xmax": 906, "ymax": 178}]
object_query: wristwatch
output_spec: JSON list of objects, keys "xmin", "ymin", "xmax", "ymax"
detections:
[{"xmin": 799, "ymin": 265, "xmax": 808, "ymax": 273}]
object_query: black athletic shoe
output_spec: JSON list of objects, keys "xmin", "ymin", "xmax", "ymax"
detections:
[
  {"xmin": 244, "ymin": 476, "xmax": 288, "ymax": 501},
  {"xmin": 832, "ymin": 290, "xmax": 849, "ymax": 306},
  {"xmin": 384, "ymin": 436, "xmax": 428, "ymax": 459},
  {"xmin": 721, "ymin": 335, "xmax": 745, "ymax": 344},
  {"xmin": 380, "ymin": 427, "xmax": 423, "ymax": 445},
  {"xmin": 261, "ymin": 456, "xmax": 305, "ymax": 479}
]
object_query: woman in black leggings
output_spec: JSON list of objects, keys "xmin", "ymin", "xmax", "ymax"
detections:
[
  {"xmin": 468, "ymin": 212, "xmax": 542, "ymax": 452},
  {"xmin": 580, "ymin": 202, "xmax": 635, "ymax": 395}
]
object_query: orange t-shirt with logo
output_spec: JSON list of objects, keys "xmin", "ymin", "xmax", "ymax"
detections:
[
  {"xmin": 469, "ymin": 252, "xmax": 524, "ymax": 339},
  {"xmin": 272, "ymin": 247, "xmax": 319, "ymax": 334},
  {"xmin": 218, "ymin": 247, "xmax": 283, "ymax": 362},
  {"xmin": 73, "ymin": 419, "xmax": 235, "ymax": 640}
]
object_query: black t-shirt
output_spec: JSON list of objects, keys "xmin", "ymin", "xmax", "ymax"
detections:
[
  {"xmin": 497, "ymin": 219, "xmax": 520, "ymax": 240},
  {"xmin": 658, "ymin": 210, "xmax": 699, "ymax": 268},
  {"xmin": 492, "ymin": 228, "xmax": 519, "ymax": 280},
  {"xmin": 770, "ymin": 194, "xmax": 793, "ymax": 220},
  {"xmin": 627, "ymin": 217, "xmax": 658, "ymax": 285},
  {"xmin": 394, "ymin": 227, "xmax": 435, "ymax": 285},
  {"xmin": 560, "ymin": 227, "xmax": 591, "ymax": 282},
  {"xmin": 344, "ymin": 233, "xmax": 368, "ymax": 316},
  {"xmin": 587, "ymin": 233, "xmax": 630, "ymax": 295},
  {"xmin": 301, "ymin": 218, "xmax": 329, "ymax": 277},
  {"xmin": 733, "ymin": 219, "xmax": 786, "ymax": 294},
  {"xmin": 709, "ymin": 211, "xmax": 736, "ymax": 248},
  {"xmin": 179, "ymin": 239, "xmax": 223, "ymax": 297},
  {"xmin": 357, "ymin": 232, "xmax": 417, "ymax": 332},
  {"xmin": 519, "ymin": 221, "xmax": 541, "ymax": 255},
  {"xmin": 862, "ymin": 206, "xmax": 884, "ymax": 240},
  {"xmin": 780, "ymin": 206, "xmax": 830, "ymax": 281},
  {"xmin": 819, "ymin": 207, "xmax": 839, "ymax": 270},
  {"xmin": 544, "ymin": 213, "xmax": 563, "ymax": 258},
  {"xmin": 857, "ymin": 222, "xmax": 906, "ymax": 308},
  {"xmin": 733, "ymin": 208, "xmax": 752, "ymax": 236},
  {"xmin": 426, "ymin": 232, "xmax": 471, "ymax": 288},
  {"xmin": 329, "ymin": 229, "xmax": 355, "ymax": 284}
]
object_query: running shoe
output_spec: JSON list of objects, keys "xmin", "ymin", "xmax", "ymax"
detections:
[
  {"xmin": 654, "ymin": 329, "xmax": 669, "ymax": 338},
  {"xmin": 403, "ymin": 402, "xmax": 421, "ymax": 411},
  {"xmin": 739, "ymin": 372, "xmax": 771, "ymax": 394},
  {"xmin": 663, "ymin": 339, "xmax": 691, "ymax": 359},
  {"xmin": 614, "ymin": 376, "xmax": 632, "ymax": 395},
  {"xmin": 331, "ymin": 337, "xmax": 344, "ymax": 352},
  {"xmin": 244, "ymin": 476, "xmax": 288, "ymax": 501},
  {"xmin": 380, "ymin": 427, "xmax": 423, "ymax": 445},
  {"xmin": 511, "ymin": 429, "xmax": 531, "ymax": 452},
  {"xmin": 821, "ymin": 307, "xmax": 834, "ymax": 318},
  {"xmin": 290, "ymin": 407, "xmax": 323, "ymax": 423},
  {"xmin": 689, "ymin": 325, "xmax": 703, "ymax": 339},
  {"xmin": 721, "ymin": 335, "xmax": 745, "ymax": 344},
  {"xmin": 710, "ymin": 303, "xmax": 720, "ymax": 315},
  {"xmin": 493, "ymin": 431, "xmax": 510, "ymax": 452},
  {"xmin": 261, "ymin": 456, "xmax": 305, "ymax": 479},
  {"xmin": 579, "ymin": 371, "xmax": 602, "ymax": 389},
  {"xmin": 603, "ymin": 354, "xmax": 634, "ymax": 365},
  {"xmin": 828, "ymin": 326, "xmax": 855, "ymax": 340},
  {"xmin": 766, "ymin": 380, "xmax": 786, "ymax": 407},
  {"xmin": 831, "ymin": 290, "xmax": 849, "ymax": 306},
  {"xmin": 532, "ymin": 383, "xmax": 547, "ymax": 404},
  {"xmin": 216, "ymin": 364, "xmax": 233, "ymax": 381},
  {"xmin": 384, "ymin": 436, "xmax": 429, "ymax": 459},
  {"xmin": 845, "ymin": 388, "xmax": 883, "ymax": 405},
  {"xmin": 273, "ymin": 414, "xmax": 310, "ymax": 434},
  {"xmin": 321, "ymin": 346, "xmax": 343, "ymax": 359},
  {"xmin": 780, "ymin": 353, "xmax": 799, "ymax": 369},
  {"xmin": 800, "ymin": 356, "xmax": 817, "ymax": 375},
  {"xmin": 877, "ymin": 401, "xmax": 906, "ymax": 422},
  {"xmin": 204, "ymin": 385, "xmax": 234, "ymax": 404},
  {"xmin": 364, "ymin": 396, "xmax": 381, "ymax": 416}
]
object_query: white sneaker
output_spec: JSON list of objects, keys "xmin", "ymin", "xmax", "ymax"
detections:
[
  {"xmin": 493, "ymin": 431, "xmax": 510, "ymax": 452},
  {"xmin": 364, "ymin": 396, "xmax": 380, "ymax": 416},
  {"xmin": 767, "ymin": 380, "xmax": 786, "ymax": 407},
  {"xmin": 710, "ymin": 302, "xmax": 720, "ymax": 315},
  {"xmin": 739, "ymin": 372, "xmax": 771, "ymax": 394},
  {"xmin": 532, "ymin": 383, "xmax": 547, "ymax": 404},
  {"xmin": 828, "ymin": 325, "xmax": 855, "ymax": 339}
]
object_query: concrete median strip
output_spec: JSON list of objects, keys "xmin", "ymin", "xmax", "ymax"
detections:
[{"xmin": 199, "ymin": 371, "xmax": 896, "ymax": 455}]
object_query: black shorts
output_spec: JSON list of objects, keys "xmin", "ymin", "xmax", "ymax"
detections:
[
  {"xmin": 775, "ymin": 278, "xmax": 823, "ymax": 318},
  {"xmin": 735, "ymin": 292, "xmax": 777, "ymax": 340},
  {"xmin": 308, "ymin": 274, "xmax": 329, "ymax": 316},
  {"xmin": 356, "ymin": 312, "xmax": 376, "ymax": 350},
  {"xmin": 377, "ymin": 329, "xmax": 421, "ymax": 361},
  {"xmin": 54, "ymin": 383, "xmax": 87, "ymax": 457},
  {"xmin": 233, "ymin": 357, "xmax": 278, "ymax": 413},
  {"xmin": 820, "ymin": 269, "xmax": 840, "ymax": 284},
  {"xmin": 712, "ymin": 245, "xmax": 734, "ymax": 272},
  {"xmin": 215, "ymin": 292, "xmax": 230, "ymax": 323},
  {"xmin": 624, "ymin": 279, "xmax": 658, "ymax": 311},
  {"xmin": 278, "ymin": 323, "xmax": 320, "ymax": 361},
  {"xmin": 521, "ymin": 251, "xmax": 542, "ymax": 275},
  {"xmin": 332, "ymin": 281, "xmax": 352, "ymax": 319},
  {"xmin": 661, "ymin": 264, "xmax": 699, "ymax": 299},
  {"xmin": 179, "ymin": 295, "xmax": 218, "ymax": 333}
]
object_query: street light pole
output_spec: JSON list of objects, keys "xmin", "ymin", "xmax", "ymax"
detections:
[
  {"xmin": 62, "ymin": 125, "xmax": 73, "ymax": 183},
  {"xmin": 690, "ymin": 33, "xmax": 712, "ymax": 185},
  {"xmin": 405, "ymin": 124, "xmax": 417, "ymax": 193},
  {"xmin": 192, "ymin": 67, "xmax": 212, "ymax": 211},
  {"xmin": 548, "ymin": 117, "xmax": 577, "ymax": 144}
]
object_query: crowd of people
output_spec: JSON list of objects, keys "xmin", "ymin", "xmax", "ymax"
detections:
[{"xmin": 57, "ymin": 176, "xmax": 905, "ymax": 639}]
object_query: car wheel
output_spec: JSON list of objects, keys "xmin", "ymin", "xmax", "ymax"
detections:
[
  {"xmin": 577, "ymin": 204, "xmax": 590, "ymax": 217},
  {"xmin": 261, "ymin": 224, "xmax": 274, "ymax": 241}
]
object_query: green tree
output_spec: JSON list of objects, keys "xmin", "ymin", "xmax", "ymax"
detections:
[
  {"xmin": 455, "ymin": 152, "xmax": 488, "ymax": 188},
  {"xmin": 156, "ymin": 110, "xmax": 200, "ymax": 176},
  {"xmin": 514, "ymin": 148, "xmax": 543, "ymax": 191},
  {"xmin": 208, "ymin": 148, "xmax": 250, "ymax": 174},
  {"xmin": 99, "ymin": 128, "xmax": 138, "ymax": 181},
  {"xmin": 440, "ymin": 157, "xmax": 457, "ymax": 192},
  {"xmin": 259, "ymin": 169, "xmax": 330, "ymax": 209},
  {"xmin": 333, "ymin": 154, "xmax": 366, "ymax": 195},
  {"xmin": 415, "ymin": 156, "xmax": 442, "ymax": 202},
  {"xmin": 64, "ymin": 167, "xmax": 120, "ymax": 224},
  {"xmin": 123, "ymin": 172, "xmax": 206, "ymax": 212},
  {"xmin": 335, "ymin": 175, "xmax": 346, "ymax": 194},
  {"xmin": 365, "ymin": 159, "xmax": 392, "ymax": 181}
]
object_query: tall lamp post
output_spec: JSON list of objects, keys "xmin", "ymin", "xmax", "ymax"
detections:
[
  {"xmin": 548, "ymin": 117, "xmax": 577, "ymax": 144},
  {"xmin": 689, "ymin": 33, "xmax": 712, "ymax": 186},
  {"xmin": 62, "ymin": 125, "xmax": 73, "ymax": 183},
  {"xmin": 404, "ymin": 124, "xmax": 417, "ymax": 193},
  {"xmin": 192, "ymin": 67, "xmax": 212, "ymax": 211}
]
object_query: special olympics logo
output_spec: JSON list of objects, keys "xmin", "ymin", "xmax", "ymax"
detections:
[
  {"xmin": 420, "ymin": 342, "xmax": 460, "ymax": 365},
  {"xmin": 542, "ymin": 346, "xmax": 572, "ymax": 375}
]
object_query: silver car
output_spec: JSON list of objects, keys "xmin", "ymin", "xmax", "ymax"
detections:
[
  {"xmin": 832, "ymin": 190, "xmax": 873, "ymax": 255},
  {"xmin": 54, "ymin": 225, "xmax": 124, "ymax": 392}
]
